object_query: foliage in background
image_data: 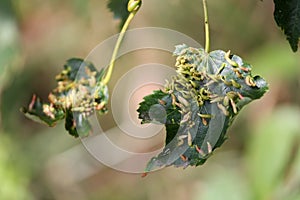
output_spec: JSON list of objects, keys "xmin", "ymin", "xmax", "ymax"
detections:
[
  {"xmin": 0, "ymin": 0, "xmax": 20, "ymax": 87},
  {"xmin": 273, "ymin": 0, "xmax": 300, "ymax": 52},
  {"xmin": 0, "ymin": 135, "xmax": 32, "ymax": 200},
  {"xmin": 194, "ymin": 106, "xmax": 300, "ymax": 200}
]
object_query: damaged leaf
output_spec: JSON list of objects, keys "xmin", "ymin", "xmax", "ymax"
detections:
[
  {"xmin": 21, "ymin": 58, "xmax": 109, "ymax": 137},
  {"xmin": 138, "ymin": 44, "xmax": 269, "ymax": 171}
]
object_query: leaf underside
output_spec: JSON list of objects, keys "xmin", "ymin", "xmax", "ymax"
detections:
[
  {"xmin": 138, "ymin": 44, "xmax": 269, "ymax": 171},
  {"xmin": 274, "ymin": 0, "xmax": 300, "ymax": 52}
]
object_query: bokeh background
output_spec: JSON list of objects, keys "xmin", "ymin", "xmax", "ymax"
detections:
[{"xmin": 1, "ymin": 0, "xmax": 300, "ymax": 199}]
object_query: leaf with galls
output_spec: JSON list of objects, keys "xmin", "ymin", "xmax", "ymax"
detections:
[{"xmin": 138, "ymin": 44, "xmax": 268, "ymax": 171}]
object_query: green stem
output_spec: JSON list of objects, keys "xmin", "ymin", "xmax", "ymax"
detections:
[
  {"xmin": 101, "ymin": 0, "xmax": 141, "ymax": 85},
  {"xmin": 101, "ymin": 13, "xmax": 135, "ymax": 85},
  {"xmin": 202, "ymin": 0, "xmax": 210, "ymax": 53}
]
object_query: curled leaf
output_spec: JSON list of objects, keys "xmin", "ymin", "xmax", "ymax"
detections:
[
  {"xmin": 21, "ymin": 58, "xmax": 109, "ymax": 137},
  {"xmin": 20, "ymin": 95, "xmax": 65, "ymax": 127}
]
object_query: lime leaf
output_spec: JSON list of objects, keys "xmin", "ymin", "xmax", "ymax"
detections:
[
  {"xmin": 65, "ymin": 108, "xmax": 78, "ymax": 137},
  {"xmin": 20, "ymin": 95, "xmax": 65, "ymax": 127},
  {"xmin": 274, "ymin": 0, "xmax": 300, "ymax": 52},
  {"xmin": 64, "ymin": 109, "xmax": 91, "ymax": 138},
  {"xmin": 22, "ymin": 58, "xmax": 108, "ymax": 137},
  {"xmin": 138, "ymin": 44, "xmax": 268, "ymax": 171},
  {"xmin": 107, "ymin": 0, "xmax": 130, "ymax": 29},
  {"xmin": 138, "ymin": 90, "xmax": 172, "ymax": 124},
  {"xmin": 61, "ymin": 58, "xmax": 98, "ymax": 81},
  {"xmin": 137, "ymin": 90, "xmax": 181, "ymax": 145}
]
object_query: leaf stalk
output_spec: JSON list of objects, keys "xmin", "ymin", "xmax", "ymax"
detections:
[
  {"xmin": 101, "ymin": 0, "xmax": 141, "ymax": 85},
  {"xmin": 202, "ymin": 0, "xmax": 210, "ymax": 53}
]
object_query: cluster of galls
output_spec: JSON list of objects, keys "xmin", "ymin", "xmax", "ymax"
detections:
[
  {"xmin": 140, "ymin": 44, "xmax": 268, "ymax": 171},
  {"xmin": 50, "ymin": 62, "xmax": 108, "ymax": 117},
  {"xmin": 169, "ymin": 45, "xmax": 267, "ymax": 118},
  {"xmin": 21, "ymin": 58, "xmax": 109, "ymax": 137}
]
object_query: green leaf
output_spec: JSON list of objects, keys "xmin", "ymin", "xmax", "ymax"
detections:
[
  {"xmin": 107, "ymin": 0, "xmax": 130, "ymax": 29},
  {"xmin": 64, "ymin": 108, "xmax": 77, "ymax": 137},
  {"xmin": 274, "ymin": 0, "xmax": 300, "ymax": 52},
  {"xmin": 20, "ymin": 95, "xmax": 65, "ymax": 127},
  {"xmin": 137, "ymin": 90, "xmax": 181, "ymax": 145},
  {"xmin": 64, "ymin": 109, "xmax": 91, "ymax": 138},
  {"xmin": 138, "ymin": 44, "xmax": 268, "ymax": 171},
  {"xmin": 57, "ymin": 58, "xmax": 102, "ymax": 82},
  {"xmin": 22, "ymin": 58, "xmax": 109, "ymax": 137}
]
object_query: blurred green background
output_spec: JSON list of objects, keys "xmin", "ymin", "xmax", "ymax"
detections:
[{"xmin": 1, "ymin": 0, "xmax": 300, "ymax": 199}]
